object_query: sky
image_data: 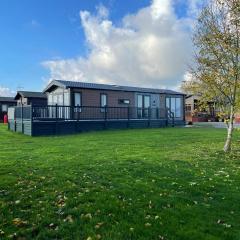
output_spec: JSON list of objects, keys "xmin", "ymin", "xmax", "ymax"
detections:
[{"xmin": 0, "ymin": 0, "xmax": 204, "ymax": 96}]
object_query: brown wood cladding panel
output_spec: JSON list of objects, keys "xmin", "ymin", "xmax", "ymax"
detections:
[{"xmin": 72, "ymin": 88, "xmax": 135, "ymax": 107}]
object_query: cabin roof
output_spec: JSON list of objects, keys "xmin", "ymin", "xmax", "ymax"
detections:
[
  {"xmin": 0, "ymin": 97, "xmax": 16, "ymax": 102},
  {"xmin": 44, "ymin": 79, "xmax": 185, "ymax": 95},
  {"xmin": 15, "ymin": 91, "xmax": 47, "ymax": 100}
]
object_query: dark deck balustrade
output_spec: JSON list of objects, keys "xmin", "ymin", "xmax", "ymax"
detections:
[{"xmin": 8, "ymin": 105, "xmax": 183, "ymax": 136}]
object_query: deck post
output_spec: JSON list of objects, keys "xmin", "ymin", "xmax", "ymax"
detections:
[
  {"xmin": 14, "ymin": 107, "xmax": 16, "ymax": 132},
  {"xmin": 55, "ymin": 104, "xmax": 58, "ymax": 134},
  {"xmin": 104, "ymin": 106, "xmax": 107, "ymax": 129},
  {"xmin": 30, "ymin": 104, "xmax": 33, "ymax": 136},
  {"xmin": 148, "ymin": 107, "xmax": 151, "ymax": 127},
  {"xmin": 127, "ymin": 106, "xmax": 130, "ymax": 128},
  {"xmin": 166, "ymin": 108, "xmax": 169, "ymax": 127},
  {"xmin": 21, "ymin": 104, "xmax": 24, "ymax": 133},
  {"xmin": 76, "ymin": 106, "xmax": 80, "ymax": 132},
  {"xmin": 78, "ymin": 106, "xmax": 80, "ymax": 122}
]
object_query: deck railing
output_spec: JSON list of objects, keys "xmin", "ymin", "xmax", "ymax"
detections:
[{"xmin": 10, "ymin": 105, "xmax": 174, "ymax": 122}]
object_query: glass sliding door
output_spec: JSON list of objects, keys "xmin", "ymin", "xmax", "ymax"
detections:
[
  {"xmin": 144, "ymin": 95, "xmax": 150, "ymax": 118},
  {"xmin": 137, "ymin": 95, "xmax": 151, "ymax": 119},
  {"xmin": 171, "ymin": 98, "xmax": 176, "ymax": 116},
  {"xmin": 175, "ymin": 98, "xmax": 181, "ymax": 118},
  {"xmin": 137, "ymin": 95, "xmax": 143, "ymax": 118},
  {"xmin": 166, "ymin": 97, "xmax": 182, "ymax": 118}
]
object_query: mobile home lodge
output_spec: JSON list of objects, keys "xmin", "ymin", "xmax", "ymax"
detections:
[{"xmin": 8, "ymin": 80, "xmax": 186, "ymax": 136}]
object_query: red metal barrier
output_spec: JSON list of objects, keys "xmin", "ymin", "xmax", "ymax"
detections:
[{"xmin": 3, "ymin": 114, "xmax": 8, "ymax": 124}]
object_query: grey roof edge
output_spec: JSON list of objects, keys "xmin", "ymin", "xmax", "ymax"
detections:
[
  {"xmin": 43, "ymin": 80, "xmax": 67, "ymax": 93},
  {"xmin": 14, "ymin": 91, "xmax": 47, "ymax": 100},
  {"xmin": 0, "ymin": 97, "xmax": 16, "ymax": 102},
  {"xmin": 43, "ymin": 79, "xmax": 185, "ymax": 95}
]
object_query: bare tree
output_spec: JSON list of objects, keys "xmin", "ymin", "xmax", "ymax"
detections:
[{"xmin": 188, "ymin": 0, "xmax": 240, "ymax": 152}]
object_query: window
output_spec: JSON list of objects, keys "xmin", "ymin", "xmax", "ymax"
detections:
[
  {"xmin": 166, "ymin": 98, "xmax": 170, "ymax": 109},
  {"xmin": 57, "ymin": 95, "xmax": 63, "ymax": 105},
  {"xmin": 119, "ymin": 99, "xmax": 130, "ymax": 105},
  {"xmin": 2, "ymin": 104, "xmax": 7, "ymax": 112},
  {"xmin": 74, "ymin": 93, "xmax": 82, "ymax": 112},
  {"xmin": 64, "ymin": 92, "xmax": 70, "ymax": 106},
  {"xmin": 101, "ymin": 94, "xmax": 107, "ymax": 107},
  {"xmin": 48, "ymin": 93, "xmax": 53, "ymax": 105},
  {"xmin": 166, "ymin": 97, "xmax": 182, "ymax": 118},
  {"xmin": 53, "ymin": 95, "xmax": 58, "ymax": 105},
  {"xmin": 100, "ymin": 94, "xmax": 107, "ymax": 112},
  {"xmin": 144, "ymin": 96, "xmax": 150, "ymax": 108},
  {"xmin": 137, "ymin": 95, "xmax": 143, "ymax": 108}
]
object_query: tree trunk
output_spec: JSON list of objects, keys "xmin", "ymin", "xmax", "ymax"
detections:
[{"xmin": 223, "ymin": 106, "xmax": 234, "ymax": 152}]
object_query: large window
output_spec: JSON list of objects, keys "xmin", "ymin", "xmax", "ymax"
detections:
[{"xmin": 166, "ymin": 97, "xmax": 182, "ymax": 118}]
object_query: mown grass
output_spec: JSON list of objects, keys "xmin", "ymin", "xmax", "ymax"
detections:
[{"xmin": 1, "ymin": 124, "xmax": 240, "ymax": 240}]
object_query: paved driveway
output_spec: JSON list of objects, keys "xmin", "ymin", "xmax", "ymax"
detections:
[{"xmin": 192, "ymin": 122, "xmax": 240, "ymax": 129}]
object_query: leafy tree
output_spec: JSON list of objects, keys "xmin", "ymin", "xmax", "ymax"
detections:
[{"xmin": 186, "ymin": 0, "xmax": 240, "ymax": 152}]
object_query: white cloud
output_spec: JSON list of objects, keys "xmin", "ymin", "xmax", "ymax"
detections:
[
  {"xmin": 96, "ymin": 3, "xmax": 109, "ymax": 19},
  {"xmin": 0, "ymin": 86, "xmax": 15, "ymax": 97},
  {"xmin": 183, "ymin": 71, "xmax": 193, "ymax": 82},
  {"xmin": 43, "ymin": 0, "xmax": 198, "ymax": 89}
]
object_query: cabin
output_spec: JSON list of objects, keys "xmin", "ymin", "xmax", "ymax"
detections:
[
  {"xmin": 185, "ymin": 95, "xmax": 218, "ymax": 123},
  {"xmin": 0, "ymin": 97, "xmax": 16, "ymax": 122},
  {"xmin": 8, "ymin": 80, "xmax": 186, "ymax": 136},
  {"xmin": 15, "ymin": 91, "xmax": 47, "ymax": 106}
]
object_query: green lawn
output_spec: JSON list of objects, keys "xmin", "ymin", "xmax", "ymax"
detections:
[{"xmin": 1, "ymin": 124, "xmax": 240, "ymax": 240}]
